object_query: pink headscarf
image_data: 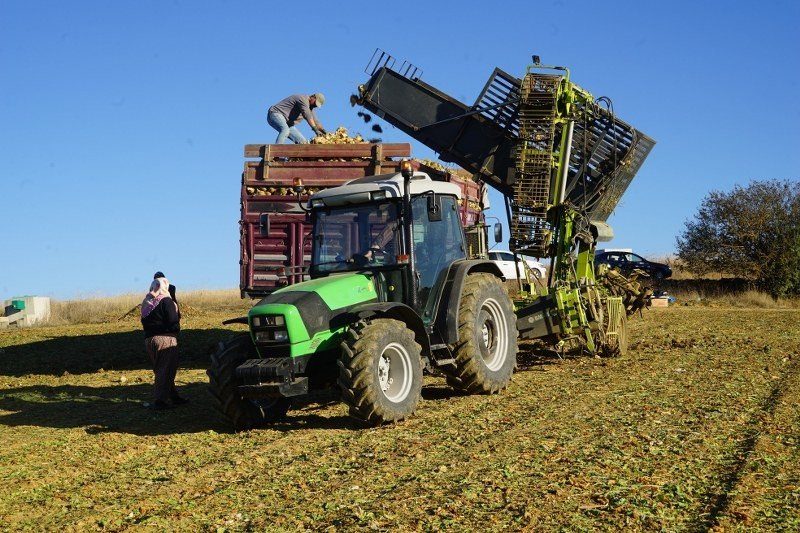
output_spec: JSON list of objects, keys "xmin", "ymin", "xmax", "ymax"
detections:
[{"xmin": 141, "ymin": 277, "xmax": 170, "ymax": 319}]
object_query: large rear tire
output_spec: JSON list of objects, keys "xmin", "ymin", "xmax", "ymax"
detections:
[
  {"xmin": 207, "ymin": 334, "xmax": 290, "ymax": 431},
  {"xmin": 447, "ymin": 273, "xmax": 518, "ymax": 394},
  {"xmin": 338, "ymin": 319, "xmax": 423, "ymax": 425}
]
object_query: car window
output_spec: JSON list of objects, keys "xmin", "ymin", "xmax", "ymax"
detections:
[
  {"xmin": 500, "ymin": 252, "xmax": 515, "ymax": 261},
  {"xmin": 488, "ymin": 252, "xmax": 499, "ymax": 260},
  {"xmin": 627, "ymin": 254, "xmax": 643, "ymax": 263}
]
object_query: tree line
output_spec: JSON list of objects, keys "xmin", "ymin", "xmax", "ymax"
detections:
[{"xmin": 676, "ymin": 179, "xmax": 800, "ymax": 298}]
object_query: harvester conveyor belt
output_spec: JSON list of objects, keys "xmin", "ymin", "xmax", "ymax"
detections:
[{"xmin": 357, "ymin": 66, "xmax": 655, "ymax": 222}]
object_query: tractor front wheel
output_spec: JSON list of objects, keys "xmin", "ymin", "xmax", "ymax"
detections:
[
  {"xmin": 338, "ymin": 319, "xmax": 423, "ymax": 425},
  {"xmin": 207, "ymin": 335, "xmax": 290, "ymax": 431}
]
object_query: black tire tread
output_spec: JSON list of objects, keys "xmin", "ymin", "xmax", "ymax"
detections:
[
  {"xmin": 338, "ymin": 319, "xmax": 422, "ymax": 425},
  {"xmin": 207, "ymin": 335, "xmax": 289, "ymax": 431},
  {"xmin": 447, "ymin": 273, "xmax": 518, "ymax": 394}
]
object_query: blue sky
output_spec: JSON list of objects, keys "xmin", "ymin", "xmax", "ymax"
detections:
[{"xmin": 2, "ymin": 0, "xmax": 798, "ymax": 300}]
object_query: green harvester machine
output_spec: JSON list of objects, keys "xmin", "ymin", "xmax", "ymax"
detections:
[{"xmin": 208, "ymin": 52, "xmax": 655, "ymax": 429}]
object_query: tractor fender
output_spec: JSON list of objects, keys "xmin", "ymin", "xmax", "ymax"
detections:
[
  {"xmin": 341, "ymin": 301, "xmax": 431, "ymax": 357},
  {"xmin": 435, "ymin": 259, "xmax": 505, "ymax": 345}
]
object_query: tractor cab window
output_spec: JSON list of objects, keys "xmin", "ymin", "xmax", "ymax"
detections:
[
  {"xmin": 411, "ymin": 193, "xmax": 466, "ymax": 322},
  {"xmin": 311, "ymin": 201, "xmax": 400, "ymax": 274}
]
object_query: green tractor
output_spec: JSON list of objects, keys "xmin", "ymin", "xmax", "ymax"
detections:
[{"xmin": 208, "ymin": 162, "xmax": 518, "ymax": 429}]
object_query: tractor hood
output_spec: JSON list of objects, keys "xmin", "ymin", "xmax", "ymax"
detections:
[{"xmin": 249, "ymin": 273, "xmax": 378, "ymax": 343}]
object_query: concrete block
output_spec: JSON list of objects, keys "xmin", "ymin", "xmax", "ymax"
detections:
[
  {"xmin": 650, "ymin": 297, "xmax": 669, "ymax": 308},
  {"xmin": 2, "ymin": 296, "xmax": 51, "ymax": 326}
]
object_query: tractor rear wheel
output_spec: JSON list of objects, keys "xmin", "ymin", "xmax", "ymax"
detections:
[
  {"xmin": 207, "ymin": 334, "xmax": 290, "ymax": 430},
  {"xmin": 338, "ymin": 319, "xmax": 423, "ymax": 425},
  {"xmin": 447, "ymin": 273, "xmax": 518, "ymax": 394}
]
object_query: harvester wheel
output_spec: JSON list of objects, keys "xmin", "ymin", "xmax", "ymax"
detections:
[
  {"xmin": 446, "ymin": 273, "xmax": 518, "ymax": 394},
  {"xmin": 207, "ymin": 335, "xmax": 290, "ymax": 431},
  {"xmin": 601, "ymin": 300, "xmax": 629, "ymax": 357},
  {"xmin": 338, "ymin": 319, "xmax": 423, "ymax": 425}
]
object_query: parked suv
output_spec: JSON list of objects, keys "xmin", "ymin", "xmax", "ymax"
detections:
[
  {"xmin": 595, "ymin": 251, "xmax": 672, "ymax": 280},
  {"xmin": 488, "ymin": 250, "xmax": 547, "ymax": 279}
]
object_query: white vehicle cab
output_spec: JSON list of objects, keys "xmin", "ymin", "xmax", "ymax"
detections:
[{"xmin": 488, "ymin": 250, "xmax": 547, "ymax": 280}]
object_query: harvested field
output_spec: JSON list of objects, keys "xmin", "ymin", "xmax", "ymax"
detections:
[{"xmin": 1, "ymin": 306, "xmax": 799, "ymax": 530}]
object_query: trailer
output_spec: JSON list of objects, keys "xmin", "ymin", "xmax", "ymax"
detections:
[{"xmin": 239, "ymin": 143, "xmax": 486, "ymax": 298}]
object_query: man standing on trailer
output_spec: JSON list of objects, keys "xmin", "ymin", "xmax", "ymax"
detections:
[{"xmin": 267, "ymin": 93, "xmax": 327, "ymax": 144}]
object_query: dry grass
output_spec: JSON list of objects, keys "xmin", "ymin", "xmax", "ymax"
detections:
[
  {"xmin": 48, "ymin": 289, "xmax": 251, "ymax": 326},
  {"xmin": 705, "ymin": 290, "xmax": 800, "ymax": 309},
  {"xmin": 656, "ymin": 282, "xmax": 800, "ymax": 309},
  {"xmin": 49, "ymin": 293, "xmax": 142, "ymax": 325}
]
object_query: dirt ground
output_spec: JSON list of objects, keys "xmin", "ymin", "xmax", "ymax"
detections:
[{"xmin": 1, "ymin": 306, "xmax": 798, "ymax": 531}]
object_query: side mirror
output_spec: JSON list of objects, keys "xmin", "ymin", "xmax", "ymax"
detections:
[
  {"xmin": 493, "ymin": 222, "xmax": 502, "ymax": 243},
  {"xmin": 259, "ymin": 213, "xmax": 270, "ymax": 237}
]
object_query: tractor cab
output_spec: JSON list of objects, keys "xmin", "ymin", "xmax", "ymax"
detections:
[{"xmin": 307, "ymin": 171, "xmax": 467, "ymax": 324}]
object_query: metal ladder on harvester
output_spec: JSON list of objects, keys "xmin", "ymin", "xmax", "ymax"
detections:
[{"xmin": 511, "ymin": 73, "xmax": 563, "ymax": 258}]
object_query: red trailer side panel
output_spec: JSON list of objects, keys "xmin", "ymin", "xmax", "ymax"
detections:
[{"xmin": 240, "ymin": 143, "xmax": 485, "ymax": 298}]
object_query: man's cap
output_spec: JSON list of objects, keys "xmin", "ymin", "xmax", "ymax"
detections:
[
  {"xmin": 313, "ymin": 93, "xmax": 325, "ymax": 107},
  {"xmin": 154, "ymin": 271, "xmax": 165, "ymax": 279}
]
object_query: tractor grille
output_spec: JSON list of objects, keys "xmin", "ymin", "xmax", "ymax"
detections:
[{"xmin": 236, "ymin": 357, "xmax": 293, "ymax": 384}]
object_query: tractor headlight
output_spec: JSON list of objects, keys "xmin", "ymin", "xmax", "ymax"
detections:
[
  {"xmin": 252, "ymin": 314, "xmax": 288, "ymax": 343},
  {"xmin": 255, "ymin": 329, "xmax": 289, "ymax": 343}
]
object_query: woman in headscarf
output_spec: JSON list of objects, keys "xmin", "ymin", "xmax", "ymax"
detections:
[{"xmin": 141, "ymin": 276, "xmax": 185, "ymax": 409}]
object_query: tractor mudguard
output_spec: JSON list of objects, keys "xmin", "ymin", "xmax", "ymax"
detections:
[
  {"xmin": 434, "ymin": 259, "xmax": 505, "ymax": 345},
  {"xmin": 341, "ymin": 301, "xmax": 431, "ymax": 357}
]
